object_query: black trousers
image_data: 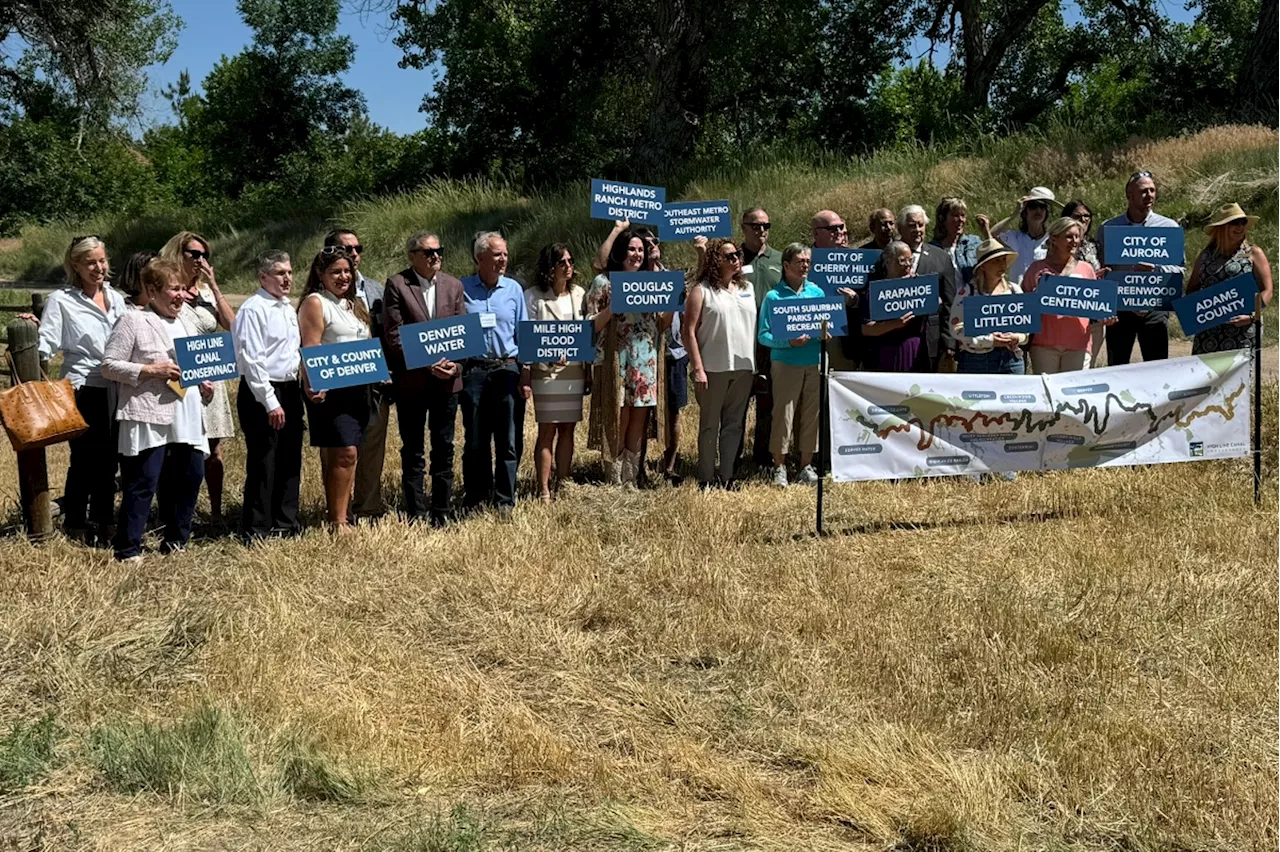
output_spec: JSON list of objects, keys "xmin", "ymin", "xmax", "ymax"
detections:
[
  {"xmin": 64, "ymin": 384, "xmax": 118, "ymax": 529},
  {"xmin": 397, "ymin": 386, "xmax": 459, "ymax": 524},
  {"xmin": 460, "ymin": 361, "xmax": 524, "ymax": 509},
  {"xmin": 1105, "ymin": 311, "xmax": 1169, "ymax": 365},
  {"xmin": 237, "ymin": 380, "xmax": 305, "ymax": 538},
  {"xmin": 114, "ymin": 442, "xmax": 204, "ymax": 559}
]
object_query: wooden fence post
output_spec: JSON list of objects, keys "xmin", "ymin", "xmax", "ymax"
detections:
[{"xmin": 6, "ymin": 303, "xmax": 53, "ymax": 540}]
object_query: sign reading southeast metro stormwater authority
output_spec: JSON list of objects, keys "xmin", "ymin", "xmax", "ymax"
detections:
[
  {"xmin": 1107, "ymin": 269, "xmax": 1184, "ymax": 311},
  {"xmin": 1172, "ymin": 272, "xmax": 1259, "ymax": 336},
  {"xmin": 301, "ymin": 339, "xmax": 389, "ymax": 392},
  {"xmin": 400, "ymin": 313, "xmax": 488, "ymax": 369},
  {"xmin": 519, "ymin": 320, "xmax": 595, "ymax": 364},
  {"xmin": 963, "ymin": 293, "xmax": 1042, "ymax": 337},
  {"xmin": 768, "ymin": 297, "xmax": 849, "ymax": 341},
  {"xmin": 1102, "ymin": 225, "xmax": 1184, "ymax": 266},
  {"xmin": 660, "ymin": 200, "xmax": 732, "ymax": 241},
  {"xmin": 608, "ymin": 271, "xmax": 685, "ymax": 313},
  {"xmin": 175, "ymin": 332, "xmax": 238, "ymax": 388},
  {"xmin": 590, "ymin": 178, "xmax": 666, "ymax": 226},
  {"xmin": 868, "ymin": 274, "xmax": 939, "ymax": 321},
  {"xmin": 1036, "ymin": 275, "xmax": 1118, "ymax": 321},
  {"xmin": 809, "ymin": 248, "xmax": 881, "ymax": 295}
]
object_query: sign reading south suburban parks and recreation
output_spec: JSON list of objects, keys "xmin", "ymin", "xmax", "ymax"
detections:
[
  {"xmin": 174, "ymin": 332, "xmax": 238, "ymax": 388},
  {"xmin": 1172, "ymin": 273, "xmax": 1259, "ymax": 336},
  {"xmin": 963, "ymin": 293, "xmax": 1041, "ymax": 337},
  {"xmin": 518, "ymin": 320, "xmax": 595, "ymax": 364},
  {"xmin": 1106, "ymin": 270, "xmax": 1184, "ymax": 311},
  {"xmin": 661, "ymin": 200, "xmax": 732, "ymax": 241},
  {"xmin": 301, "ymin": 339, "xmax": 389, "ymax": 392},
  {"xmin": 1036, "ymin": 275, "xmax": 1118, "ymax": 320},
  {"xmin": 768, "ymin": 297, "xmax": 849, "ymax": 341},
  {"xmin": 590, "ymin": 178, "xmax": 666, "ymax": 226},
  {"xmin": 809, "ymin": 248, "xmax": 881, "ymax": 295},
  {"xmin": 609, "ymin": 271, "xmax": 685, "ymax": 313},
  {"xmin": 400, "ymin": 313, "xmax": 488, "ymax": 369},
  {"xmin": 868, "ymin": 274, "xmax": 939, "ymax": 321},
  {"xmin": 1102, "ymin": 225, "xmax": 1185, "ymax": 266}
]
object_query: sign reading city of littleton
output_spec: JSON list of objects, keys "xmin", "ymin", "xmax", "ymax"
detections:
[
  {"xmin": 608, "ymin": 271, "xmax": 685, "ymax": 313},
  {"xmin": 175, "ymin": 332, "xmax": 238, "ymax": 388},
  {"xmin": 518, "ymin": 320, "xmax": 595, "ymax": 364},
  {"xmin": 1106, "ymin": 270, "xmax": 1184, "ymax": 311},
  {"xmin": 660, "ymin": 201, "xmax": 732, "ymax": 241},
  {"xmin": 963, "ymin": 293, "xmax": 1042, "ymax": 337},
  {"xmin": 1102, "ymin": 226, "xmax": 1184, "ymax": 266},
  {"xmin": 809, "ymin": 248, "xmax": 881, "ymax": 294},
  {"xmin": 590, "ymin": 178, "xmax": 666, "ymax": 226},
  {"xmin": 768, "ymin": 297, "xmax": 849, "ymax": 341},
  {"xmin": 1172, "ymin": 272, "xmax": 1259, "ymax": 336},
  {"xmin": 868, "ymin": 274, "xmax": 939, "ymax": 321},
  {"xmin": 1036, "ymin": 275, "xmax": 1118, "ymax": 321},
  {"xmin": 301, "ymin": 339, "xmax": 389, "ymax": 392},
  {"xmin": 400, "ymin": 313, "xmax": 488, "ymax": 369}
]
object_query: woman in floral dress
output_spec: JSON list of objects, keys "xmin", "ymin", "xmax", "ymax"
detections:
[{"xmin": 1187, "ymin": 203, "xmax": 1273, "ymax": 354}]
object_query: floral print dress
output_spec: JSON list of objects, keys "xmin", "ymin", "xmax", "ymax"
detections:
[
  {"xmin": 585, "ymin": 274, "xmax": 659, "ymax": 406},
  {"xmin": 1192, "ymin": 241, "xmax": 1257, "ymax": 354}
]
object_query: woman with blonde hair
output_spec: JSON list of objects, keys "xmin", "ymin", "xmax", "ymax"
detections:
[
  {"xmin": 1187, "ymin": 203, "xmax": 1273, "ymax": 354},
  {"xmin": 1021, "ymin": 217, "xmax": 1113, "ymax": 373},
  {"xmin": 950, "ymin": 239, "xmax": 1028, "ymax": 374}
]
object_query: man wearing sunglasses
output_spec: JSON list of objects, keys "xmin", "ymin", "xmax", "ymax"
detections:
[{"xmin": 740, "ymin": 207, "xmax": 783, "ymax": 471}]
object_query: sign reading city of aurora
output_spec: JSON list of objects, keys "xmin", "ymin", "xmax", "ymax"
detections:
[
  {"xmin": 962, "ymin": 293, "xmax": 1041, "ymax": 337},
  {"xmin": 174, "ymin": 332, "xmax": 237, "ymax": 388},
  {"xmin": 661, "ymin": 201, "xmax": 732, "ymax": 240},
  {"xmin": 518, "ymin": 320, "xmax": 594, "ymax": 364},
  {"xmin": 868, "ymin": 274, "xmax": 939, "ymax": 321},
  {"xmin": 1036, "ymin": 275, "xmax": 1118, "ymax": 320},
  {"xmin": 400, "ymin": 313, "xmax": 488, "ymax": 369},
  {"xmin": 589, "ymin": 179, "xmax": 666, "ymax": 226},
  {"xmin": 768, "ymin": 297, "xmax": 849, "ymax": 341},
  {"xmin": 1102, "ymin": 226, "xmax": 1184, "ymax": 266},
  {"xmin": 809, "ymin": 248, "xmax": 881, "ymax": 295},
  {"xmin": 301, "ymin": 339, "xmax": 389, "ymax": 392},
  {"xmin": 609, "ymin": 271, "xmax": 685, "ymax": 313},
  {"xmin": 1106, "ymin": 270, "xmax": 1184, "ymax": 311},
  {"xmin": 1172, "ymin": 273, "xmax": 1259, "ymax": 336},
  {"xmin": 828, "ymin": 350, "xmax": 1250, "ymax": 482}
]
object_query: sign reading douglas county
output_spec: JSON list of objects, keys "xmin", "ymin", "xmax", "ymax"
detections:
[
  {"xmin": 590, "ymin": 178, "xmax": 666, "ymax": 226},
  {"xmin": 1036, "ymin": 275, "xmax": 1118, "ymax": 321},
  {"xmin": 608, "ymin": 271, "xmax": 685, "ymax": 314},
  {"xmin": 400, "ymin": 314, "xmax": 487, "ymax": 369},
  {"xmin": 809, "ymin": 248, "xmax": 880, "ymax": 295},
  {"xmin": 768, "ymin": 297, "xmax": 849, "ymax": 341},
  {"xmin": 175, "ymin": 332, "xmax": 238, "ymax": 388},
  {"xmin": 518, "ymin": 320, "xmax": 594, "ymax": 364},
  {"xmin": 1102, "ymin": 226, "xmax": 1184, "ymax": 266},
  {"xmin": 1106, "ymin": 270, "xmax": 1183, "ymax": 311},
  {"xmin": 301, "ymin": 339, "xmax": 389, "ymax": 392},
  {"xmin": 660, "ymin": 201, "xmax": 732, "ymax": 241},
  {"xmin": 1172, "ymin": 273, "xmax": 1259, "ymax": 336},
  {"xmin": 868, "ymin": 274, "xmax": 939, "ymax": 321},
  {"xmin": 963, "ymin": 293, "xmax": 1041, "ymax": 337}
]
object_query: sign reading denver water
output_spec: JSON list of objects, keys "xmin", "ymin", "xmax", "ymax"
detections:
[
  {"xmin": 175, "ymin": 332, "xmax": 237, "ymax": 388},
  {"xmin": 1172, "ymin": 272, "xmax": 1258, "ymax": 335},
  {"xmin": 809, "ymin": 248, "xmax": 880, "ymax": 294},
  {"xmin": 1102, "ymin": 226, "xmax": 1184, "ymax": 266},
  {"xmin": 1107, "ymin": 270, "xmax": 1183, "ymax": 310},
  {"xmin": 609, "ymin": 271, "xmax": 684, "ymax": 313},
  {"xmin": 519, "ymin": 320, "xmax": 594, "ymax": 364},
  {"xmin": 1037, "ymin": 275, "xmax": 1117, "ymax": 320},
  {"xmin": 401, "ymin": 313, "xmax": 487, "ymax": 369},
  {"xmin": 963, "ymin": 293, "xmax": 1041, "ymax": 337},
  {"xmin": 302, "ymin": 339, "xmax": 389, "ymax": 392},
  {"xmin": 590, "ymin": 178, "xmax": 665, "ymax": 226},
  {"xmin": 768, "ymin": 297, "xmax": 848, "ymax": 341},
  {"xmin": 661, "ymin": 201, "xmax": 731, "ymax": 240},
  {"xmin": 869, "ymin": 274, "xmax": 939, "ymax": 321}
]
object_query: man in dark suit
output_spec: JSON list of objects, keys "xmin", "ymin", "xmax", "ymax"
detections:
[{"xmin": 383, "ymin": 231, "xmax": 466, "ymax": 525}]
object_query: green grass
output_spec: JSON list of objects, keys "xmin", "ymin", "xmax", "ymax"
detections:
[{"xmin": 0, "ymin": 713, "xmax": 63, "ymax": 792}]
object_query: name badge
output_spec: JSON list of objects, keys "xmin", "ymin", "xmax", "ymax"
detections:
[
  {"xmin": 479, "ymin": 312, "xmax": 497, "ymax": 328},
  {"xmin": 741, "ymin": 264, "xmax": 754, "ymax": 274}
]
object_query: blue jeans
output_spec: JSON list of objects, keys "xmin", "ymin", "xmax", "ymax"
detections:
[
  {"xmin": 957, "ymin": 349, "xmax": 1025, "ymax": 375},
  {"xmin": 114, "ymin": 442, "xmax": 204, "ymax": 559},
  {"xmin": 460, "ymin": 361, "xmax": 525, "ymax": 509}
]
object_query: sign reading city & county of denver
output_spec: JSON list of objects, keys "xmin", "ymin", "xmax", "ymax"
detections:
[
  {"xmin": 868, "ymin": 274, "xmax": 939, "ymax": 321},
  {"xmin": 174, "ymin": 332, "xmax": 238, "ymax": 388},
  {"xmin": 589, "ymin": 178, "xmax": 665, "ymax": 226},
  {"xmin": 608, "ymin": 271, "xmax": 685, "ymax": 313},
  {"xmin": 400, "ymin": 313, "xmax": 488, "ymax": 369},
  {"xmin": 301, "ymin": 339, "xmax": 389, "ymax": 392}
]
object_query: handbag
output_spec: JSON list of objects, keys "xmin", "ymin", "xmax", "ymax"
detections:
[{"xmin": 0, "ymin": 351, "xmax": 90, "ymax": 451}]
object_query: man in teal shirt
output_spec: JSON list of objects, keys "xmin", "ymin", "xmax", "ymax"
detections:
[{"xmin": 741, "ymin": 207, "xmax": 784, "ymax": 470}]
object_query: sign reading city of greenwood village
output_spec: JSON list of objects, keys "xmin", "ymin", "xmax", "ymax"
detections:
[
  {"xmin": 1102, "ymin": 225, "xmax": 1184, "ymax": 266},
  {"xmin": 768, "ymin": 297, "xmax": 849, "ymax": 341},
  {"xmin": 1106, "ymin": 270, "xmax": 1183, "ymax": 311},
  {"xmin": 608, "ymin": 271, "xmax": 685, "ymax": 313},
  {"xmin": 868, "ymin": 274, "xmax": 939, "ymax": 321},
  {"xmin": 174, "ymin": 332, "xmax": 238, "ymax": 388},
  {"xmin": 301, "ymin": 339, "xmax": 389, "ymax": 392},
  {"xmin": 809, "ymin": 248, "xmax": 881, "ymax": 295},
  {"xmin": 1172, "ymin": 272, "xmax": 1259, "ymax": 336},
  {"xmin": 400, "ymin": 313, "xmax": 488, "ymax": 369},
  {"xmin": 589, "ymin": 178, "xmax": 665, "ymax": 226},
  {"xmin": 519, "ymin": 320, "xmax": 594, "ymax": 363},
  {"xmin": 963, "ymin": 293, "xmax": 1041, "ymax": 337}
]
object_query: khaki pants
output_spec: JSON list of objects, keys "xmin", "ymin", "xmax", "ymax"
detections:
[
  {"xmin": 693, "ymin": 370, "xmax": 753, "ymax": 484},
  {"xmin": 1030, "ymin": 345, "xmax": 1088, "ymax": 375},
  {"xmin": 770, "ymin": 361, "xmax": 821, "ymax": 457},
  {"xmin": 352, "ymin": 393, "xmax": 391, "ymax": 517}
]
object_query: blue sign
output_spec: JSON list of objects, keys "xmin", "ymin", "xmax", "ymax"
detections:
[
  {"xmin": 1036, "ymin": 275, "xmax": 1117, "ymax": 320},
  {"xmin": 868, "ymin": 274, "xmax": 939, "ymax": 321},
  {"xmin": 1102, "ymin": 226, "xmax": 1184, "ymax": 266},
  {"xmin": 609, "ymin": 271, "xmax": 685, "ymax": 314},
  {"xmin": 1106, "ymin": 270, "xmax": 1183, "ymax": 311},
  {"xmin": 768, "ymin": 297, "xmax": 849, "ymax": 341},
  {"xmin": 661, "ymin": 200, "xmax": 732, "ymax": 241},
  {"xmin": 1172, "ymin": 273, "xmax": 1259, "ymax": 336},
  {"xmin": 590, "ymin": 178, "xmax": 665, "ymax": 226},
  {"xmin": 174, "ymin": 332, "xmax": 237, "ymax": 388},
  {"xmin": 301, "ymin": 339, "xmax": 389, "ymax": 392},
  {"xmin": 519, "ymin": 320, "xmax": 594, "ymax": 363},
  {"xmin": 963, "ymin": 293, "xmax": 1041, "ymax": 337},
  {"xmin": 809, "ymin": 248, "xmax": 880, "ymax": 294},
  {"xmin": 400, "ymin": 313, "xmax": 487, "ymax": 369}
]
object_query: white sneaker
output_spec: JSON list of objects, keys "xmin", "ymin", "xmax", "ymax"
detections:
[
  {"xmin": 798, "ymin": 465, "xmax": 819, "ymax": 484},
  {"xmin": 772, "ymin": 466, "xmax": 789, "ymax": 488}
]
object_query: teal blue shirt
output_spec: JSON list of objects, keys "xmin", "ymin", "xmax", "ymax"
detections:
[{"xmin": 757, "ymin": 279, "xmax": 826, "ymax": 366}]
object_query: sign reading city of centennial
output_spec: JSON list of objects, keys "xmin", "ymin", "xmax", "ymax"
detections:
[
  {"xmin": 1102, "ymin": 225, "xmax": 1184, "ymax": 266},
  {"xmin": 589, "ymin": 178, "xmax": 665, "ymax": 226},
  {"xmin": 809, "ymin": 248, "xmax": 881, "ymax": 294},
  {"xmin": 868, "ymin": 274, "xmax": 939, "ymax": 321},
  {"xmin": 1172, "ymin": 273, "xmax": 1259, "ymax": 336},
  {"xmin": 768, "ymin": 297, "xmax": 849, "ymax": 341},
  {"xmin": 963, "ymin": 293, "xmax": 1041, "ymax": 337},
  {"xmin": 518, "ymin": 320, "xmax": 594, "ymax": 364},
  {"xmin": 301, "ymin": 339, "xmax": 389, "ymax": 392},
  {"xmin": 1106, "ymin": 269, "xmax": 1183, "ymax": 311},
  {"xmin": 1036, "ymin": 275, "xmax": 1118, "ymax": 320},
  {"xmin": 609, "ymin": 271, "xmax": 684, "ymax": 313},
  {"xmin": 175, "ymin": 332, "xmax": 238, "ymax": 388},
  {"xmin": 661, "ymin": 200, "xmax": 732, "ymax": 241},
  {"xmin": 401, "ymin": 314, "xmax": 488, "ymax": 369}
]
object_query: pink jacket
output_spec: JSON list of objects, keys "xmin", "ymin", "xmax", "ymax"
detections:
[{"xmin": 100, "ymin": 309, "xmax": 184, "ymax": 425}]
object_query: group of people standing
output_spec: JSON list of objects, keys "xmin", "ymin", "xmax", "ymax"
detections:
[{"xmin": 28, "ymin": 170, "xmax": 1272, "ymax": 557}]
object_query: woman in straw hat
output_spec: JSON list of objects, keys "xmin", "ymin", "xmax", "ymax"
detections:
[
  {"xmin": 949, "ymin": 239, "xmax": 1028, "ymax": 375},
  {"xmin": 1186, "ymin": 203, "xmax": 1273, "ymax": 354},
  {"xmin": 984, "ymin": 186, "xmax": 1060, "ymax": 284}
]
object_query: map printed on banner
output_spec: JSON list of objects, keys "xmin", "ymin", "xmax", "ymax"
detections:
[
  {"xmin": 660, "ymin": 201, "xmax": 732, "ymax": 241},
  {"xmin": 809, "ymin": 248, "xmax": 880, "ymax": 295},
  {"xmin": 828, "ymin": 350, "xmax": 1250, "ymax": 482},
  {"xmin": 589, "ymin": 179, "xmax": 665, "ymax": 226}
]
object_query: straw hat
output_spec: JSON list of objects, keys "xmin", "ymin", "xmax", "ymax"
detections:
[
  {"xmin": 972, "ymin": 238, "xmax": 1018, "ymax": 276},
  {"xmin": 1018, "ymin": 186, "xmax": 1061, "ymax": 208},
  {"xmin": 1203, "ymin": 202, "xmax": 1258, "ymax": 234}
]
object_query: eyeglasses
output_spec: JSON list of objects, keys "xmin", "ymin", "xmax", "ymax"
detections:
[
  {"xmin": 819, "ymin": 223, "xmax": 847, "ymax": 233},
  {"xmin": 555, "ymin": 257, "xmax": 574, "ymax": 267},
  {"xmin": 721, "ymin": 251, "xmax": 742, "ymax": 262},
  {"xmin": 70, "ymin": 234, "xmax": 102, "ymax": 247},
  {"xmin": 1127, "ymin": 170, "xmax": 1154, "ymax": 185},
  {"xmin": 1070, "ymin": 213, "xmax": 1092, "ymax": 221},
  {"xmin": 182, "ymin": 248, "xmax": 211, "ymax": 261},
  {"xmin": 744, "ymin": 222, "xmax": 771, "ymax": 231},
  {"xmin": 412, "ymin": 247, "xmax": 443, "ymax": 258}
]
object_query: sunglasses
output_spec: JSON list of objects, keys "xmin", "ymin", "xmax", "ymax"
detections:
[
  {"xmin": 744, "ymin": 222, "xmax": 771, "ymax": 231},
  {"xmin": 319, "ymin": 245, "xmax": 353, "ymax": 258},
  {"xmin": 819, "ymin": 223, "xmax": 847, "ymax": 233},
  {"xmin": 721, "ymin": 251, "xmax": 742, "ymax": 262},
  {"xmin": 70, "ymin": 234, "xmax": 102, "ymax": 247},
  {"xmin": 182, "ymin": 248, "xmax": 211, "ymax": 261},
  {"xmin": 555, "ymin": 257, "xmax": 574, "ymax": 267},
  {"xmin": 1070, "ymin": 213, "xmax": 1093, "ymax": 221},
  {"xmin": 1127, "ymin": 170, "xmax": 1154, "ymax": 185},
  {"xmin": 412, "ymin": 247, "xmax": 443, "ymax": 258}
]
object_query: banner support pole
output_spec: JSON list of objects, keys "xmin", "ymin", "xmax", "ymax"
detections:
[
  {"xmin": 817, "ymin": 320, "xmax": 829, "ymax": 536},
  {"xmin": 1253, "ymin": 296, "xmax": 1263, "ymax": 505}
]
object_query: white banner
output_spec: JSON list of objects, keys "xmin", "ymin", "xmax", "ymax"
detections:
[{"xmin": 829, "ymin": 350, "xmax": 1251, "ymax": 481}]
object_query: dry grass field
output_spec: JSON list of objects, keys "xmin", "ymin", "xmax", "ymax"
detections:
[{"xmin": 0, "ymin": 375, "xmax": 1276, "ymax": 851}]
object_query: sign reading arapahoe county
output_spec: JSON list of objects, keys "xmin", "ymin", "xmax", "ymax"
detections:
[
  {"xmin": 829, "ymin": 351, "xmax": 1250, "ymax": 482},
  {"xmin": 175, "ymin": 332, "xmax": 237, "ymax": 388},
  {"xmin": 809, "ymin": 248, "xmax": 880, "ymax": 294},
  {"xmin": 608, "ymin": 271, "xmax": 684, "ymax": 313},
  {"xmin": 518, "ymin": 320, "xmax": 594, "ymax": 364},
  {"xmin": 589, "ymin": 178, "xmax": 665, "ymax": 226},
  {"xmin": 1172, "ymin": 273, "xmax": 1259, "ymax": 336},
  {"xmin": 868, "ymin": 274, "xmax": 939, "ymax": 321},
  {"xmin": 401, "ymin": 314, "xmax": 487, "ymax": 369},
  {"xmin": 661, "ymin": 201, "xmax": 732, "ymax": 241},
  {"xmin": 1036, "ymin": 275, "xmax": 1118, "ymax": 320},
  {"xmin": 962, "ymin": 293, "xmax": 1041, "ymax": 337},
  {"xmin": 768, "ymin": 297, "xmax": 848, "ymax": 341},
  {"xmin": 1107, "ymin": 270, "xmax": 1184, "ymax": 311},
  {"xmin": 1102, "ymin": 225, "xmax": 1184, "ymax": 266},
  {"xmin": 301, "ymin": 339, "xmax": 389, "ymax": 392}
]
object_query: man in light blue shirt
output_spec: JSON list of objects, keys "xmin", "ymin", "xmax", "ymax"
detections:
[{"xmin": 460, "ymin": 231, "xmax": 531, "ymax": 514}]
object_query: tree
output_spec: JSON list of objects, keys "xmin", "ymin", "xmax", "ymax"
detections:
[{"xmin": 1234, "ymin": 0, "xmax": 1277, "ymax": 124}]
